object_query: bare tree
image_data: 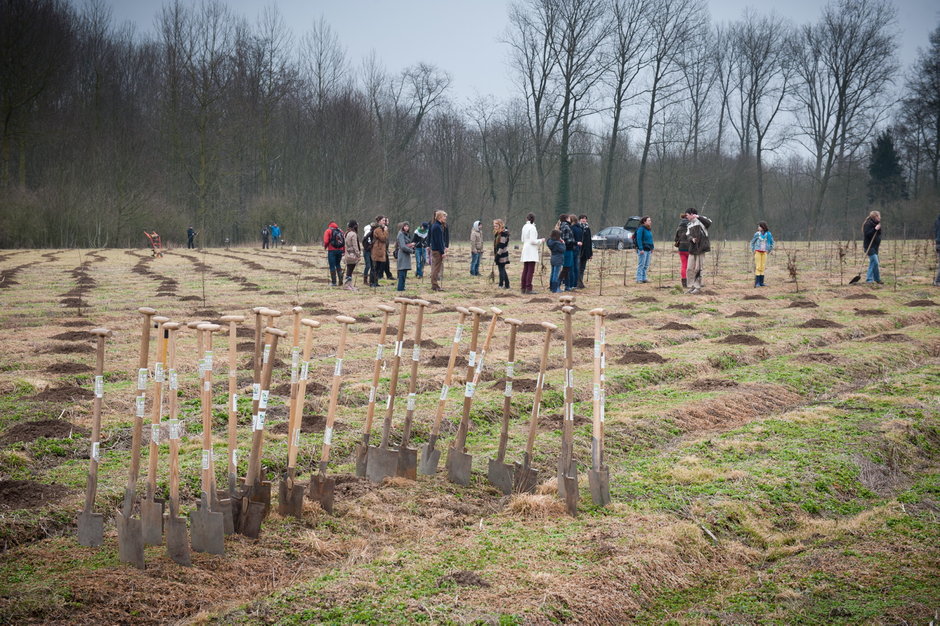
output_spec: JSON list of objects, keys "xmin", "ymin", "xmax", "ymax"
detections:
[
  {"xmin": 494, "ymin": 100, "xmax": 534, "ymax": 221},
  {"xmin": 676, "ymin": 18, "xmax": 716, "ymax": 166},
  {"xmin": 896, "ymin": 24, "xmax": 940, "ymax": 195},
  {"xmin": 791, "ymin": 0, "xmax": 898, "ymax": 234}
]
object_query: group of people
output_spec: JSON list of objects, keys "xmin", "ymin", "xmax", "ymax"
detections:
[{"xmin": 261, "ymin": 223, "xmax": 283, "ymax": 249}]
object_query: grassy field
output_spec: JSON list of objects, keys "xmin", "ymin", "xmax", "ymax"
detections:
[{"xmin": 0, "ymin": 240, "xmax": 937, "ymax": 624}]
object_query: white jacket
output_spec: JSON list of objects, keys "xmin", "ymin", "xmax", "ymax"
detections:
[{"xmin": 520, "ymin": 221, "xmax": 542, "ymax": 263}]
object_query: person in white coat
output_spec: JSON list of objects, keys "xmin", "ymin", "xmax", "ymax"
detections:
[{"xmin": 520, "ymin": 212, "xmax": 544, "ymax": 294}]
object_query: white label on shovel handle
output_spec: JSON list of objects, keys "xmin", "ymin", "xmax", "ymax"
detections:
[
  {"xmin": 231, "ymin": 394, "xmax": 238, "ymax": 412},
  {"xmin": 169, "ymin": 419, "xmax": 180, "ymax": 440},
  {"xmin": 594, "ymin": 342, "xmax": 601, "ymax": 360},
  {"xmin": 198, "ymin": 360, "xmax": 205, "ymax": 377},
  {"xmin": 262, "ymin": 344, "xmax": 271, "ymax": 364},
  {"xmin": 506, "ymin": 362, "xmax": 514, "ymax": 378},
  {"xmin": 386, "ymin": 395, "xmax": 392, "ymax": 409},
  {"xmin": 151, "ymin": 424, "xmax": 161, "ymax": 444},
  {"xmin": 439, "ymin": 385, "xmax": 449, "ymax": 401},
  {"xmin": 293, "ymin": 428, "xmax": 301, "ymax": 447},
  {"xmin": 375, "ymin": 344, "xmax": 384, "ymax": 360},
  {"xmin": 566, "ymin": 369, "xmax": 574, "ymax": 389},
  {"xmin": 323, "ymin": 427, "xmax": 333, "ymax": 446},
  {"xmin": 464, "ymin": 382, "xmax": 476, "ymax": 398},
  {"xmin": 253, "ymin": 412, "xmax": 266, "ymax": 431},
  {"xmin": 504, "ymin": 382, "xmax": 513, "ymax": 397},
  {"xmin": 407, "ymin": 393, "xmax": 416, "ymax": 411},
  {"xmin": 94, "ymin": 376, "xmax": 104, "ymax": 398},
  {"xmin": 334, "ymin": 359, "xmax": 343, "ymax": 377},
  {"xmin": 259, "ymin": 390, "xmax": 269, "ymax": 410},
  {"xmin": 565, "ymin": 403, "xmax": 574, "ymax": 421},
  {"xmin": 229, "ymin": 368, "xmax": 237, "ymax": 379},
  {"xmin": 475, "ymin": 353, "xmax": 486, "ymax": 374},
  {"xmin": 453, "ymin": 325, "xmax": 463, "ymax": 343},
  {"xmin": 468, "ymin": 351, "xmax": 476, "ymax": 367},
  {"xmin": 202, "ymin": 450, "xmax": 210, "ymax": 470},
  {"xmin": 600, "ymin": 327, "xmax": 606, "ymax": 345},
  {"xmin": 369, "ymin": 386, "xmax": 377, "ymax": 403},
  {"xmin": 204, "ymin": 351, "xmax": 213, "ymax": 371},
  {"xmin": 137, "ymin": 368, "xmax": 148, "ymax": 390},
  {"xmin": 252, "ymin": 383, "xmax": 261, "ymax": 401},
  {"xmin": 291, "ymin": 347, "xmax": 300, "ymax": 367},
  {"xmin": 154, "ymin": 362, "xmax": 164, "ymax": 383},
  {"xmin": 135, "ymin": 395, "xmax": 146, "ymax": 417},
  {"xmin": 91, "ymin": 442, "xmax": 100, "ymax": 462},
  {"xmin": 600, "ymin": 390, "xmax": 606, "ymax": 423},
  {"xmin": 593, "ymin": 384, "xmax": 600, "ymax": 402},
  {"xmin": 412, "ymin": 346, "xmax": 420, "ymax": 362},
  {"xmin": 536, "ymin": 373, "xmax": 543, "ymax": 390},
  {"xmin": 394, "ymin": 341, "xmax": 403, "ymax": 357},
  {"xmin": 232, "ymin": 450, "xmax": 238, "ymax": 466},
  {"xmin": 169, "ymin": 369, "xmax": 178, "ymax": 390},
  {"xmin": 301, "ymin": 361, "xmax": 310, "ymax": 381},
  {"xmin": 203, "ymin": 380, "xmax": 211, "ymax": 392}
]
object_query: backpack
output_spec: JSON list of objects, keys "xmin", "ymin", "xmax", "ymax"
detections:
[
  {"xmin": 262, "ymin": 227, "xmax": 269, "ymax": 237},
  {"xmin": 330, "ymin": 227, "xmax": 345, "ymax": 248},
  {"xmin": 362, "ymin": 228, "xmax": 374, "ymax": 251}
]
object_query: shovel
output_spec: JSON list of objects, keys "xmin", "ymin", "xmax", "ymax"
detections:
[
  {"xmin": 141, "ymin": 316, "xmax": 170, "ymax": 546},
  {"xmin": 487, "ymin": 317, "xmax": 522, "ymax": 494},
  {"xmin": 77, "ymin": 327, "xmax": 112, "ymax": 548},
  {"xmin": 418, "ymin": 307, "xmax": 470, "ymax": 475},
  {"xmin": 367, "ymin": 298, "xmax": 411, "ymax": 483},
  {"xmin": 190, "ymin": 323, "xmax": 225, "ymax": 555},
  {"xmin": 355, "ymin": 304, "xmax": 396, "ymax": 477},
  {"xmin": 203, "ymin": 324, "xmax": 234, "ymax": 534},
  {"xmin": 557, "ymin": 304, "xmax": 579, "ymax": 516},
  {"xmin": 219, "ymin": 314, "xmax": 246, "ymax": 529},
  {"xmin": 446, "ymin": 306, "xmax": 503, "ymax": 486},
  {"xmin": 310, "ymin": 315, "xmax": 356, "ymax": 512},
  {"xmin": 396, "ymin": 299, "xmax": 430, "ymax": 479},
  {"xmin": 235, "ymin": 326, "xmax": 285, "ymax": 538},
  {"xmin": 280, "ymin": 316, "xmax": 321, "ymax": 518},
  {"xmin": 588, "ymin": 308, "xmax": 611, "ymax": 507},
  {"xmin": 277, "ymin": 307, "xmax": 305, "ymax": 517},
  {"xmin": 116, "ymin": 307, "xmax": 155, "ymax": 568},
  {"xmin": 848, "ymin": 235, "xmax": 877, "ymax": 284},
  {"xmin": 162, "ymin": 322, "xmax": 191, "ymax": 565},
  {"xmin": 438, "ymin": 306, "xmax": 483, "ymax": 477},
  {"xmin": 513, "ymin": 322, "xmax": 555, "ymax": 493}
]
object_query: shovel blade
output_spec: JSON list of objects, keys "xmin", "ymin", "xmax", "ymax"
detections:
[
  {"xmin": 562, "ymin": 473, "xmax": 579, "ymax": 517},
  {"xmin": 848, "ymin": 274, "xmax": 861, "ymax": 284},
  {"xmin": 165, "ymin": 515, "xmax": 191, "ymax": 566},
  {"xmin": 588, "ymin": 467, "xmax": 611, "ymax": 507},
  {"xmin": 76, "ymin": 511, "xmax": 104, "ymax": 547},
  {"xmin": 446, "ymin": 447, "xmax": 473, "ymax": 486},
  {"xmin": 396, "ymin": 446, "xmax": 417, "ymax": 481},
  {"xmin": 418, "ymin": 443, "xmax": 441, "ymax": 476},
  {"xmin": 215, "ymin": 491, "xmax": 234, "ymax": 535},
  {"xmin": 513, "ymin": 463, "xmax": 539, "ymax": 494},
  {"xmin": 366, "ymin": 446, "xmax": 399, "ymax": 484},
  {"xmin": 278, "ymin": 477, "xmax": 307, "ymax": 518},
  {"xmin": 309, "ymin": 475, "xmax": 335, "ymax": 514},
  {"xmin": 190, "ymin": 494, "xmax": 225, "ymax": 555},
  {"xmin": 234, "ymin": 485, "xmax": 269, "ymax": 539},
  {"xmin": 355, "ymin": 441, "xmax": 370, "ymax": 478},
  {"xmin": 557, "ymin": 458, "xmax": 578, "ymax": 499},
  {"xmin": 140, "ymin": 496, "xmax": 165, "ymax": 546},
  {"xmin": 115, "ymin": 511, "xmax": 145, "ymax": 569},
  {"xmin": 487, "ymin": 458, "xmax": 514, "ymax": 495}
]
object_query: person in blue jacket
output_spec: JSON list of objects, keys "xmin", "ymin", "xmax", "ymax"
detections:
[
  {"xmin": 546, "ymin": 229, "xmax": 566, "ymax": 293},
  {"xmin": 750, "ymin": 222, "xmax": 775, "ymax": 287},
  {"xmin": 635, "ymin": 216, "xmax": 654, "ymax": 283}
]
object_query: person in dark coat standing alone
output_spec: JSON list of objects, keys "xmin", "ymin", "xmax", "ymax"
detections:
[
  {"xmin": 429, "ymin": 210, "xmax": 449, "ymax": 291},
  {"xmin": 863, "ymin": 210, "xmax": 883, "ymax": 284},
  {"xmin": 577, "ymin": 214, "xmax": 592, "ymax": 288},
  {"xmin": 187, "ymin": 226, "xmax": 196, "ymax": 249}
]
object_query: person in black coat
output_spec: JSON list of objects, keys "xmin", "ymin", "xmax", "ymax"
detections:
[
  {"xmin": 577, "ymin": 214, "xmax": 592, "ymax": 288},
  {"xmin": 862, "ymin": 210, "xmax": 883, "ymax": 284},
  {"xmin": 187, "ymin": 226, "xmax": 196, "ymax": 249}
]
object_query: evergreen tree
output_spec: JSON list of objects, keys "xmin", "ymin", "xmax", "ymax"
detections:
[{"xmin": 867, "ymin": 130, "xmax": 908, "ymax": 206}]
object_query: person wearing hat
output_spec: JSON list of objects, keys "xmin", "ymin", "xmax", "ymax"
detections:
[
  {"xmin": 685, "ymin": 208, "xmax": 712, "ymax": 294},
  {"xmin": 469, "ymin": 220, "xmax": 484, "ymax": 276}
]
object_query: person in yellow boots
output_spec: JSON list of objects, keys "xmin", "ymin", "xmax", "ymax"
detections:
[{"xmin": 749, "ymin": 221, "xmax": 774, "ymax": 287}]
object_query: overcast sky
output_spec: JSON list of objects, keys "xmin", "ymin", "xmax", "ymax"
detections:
[{"xmin": 105, "ymin": 0, "xmax": 939, "ymax": 104}]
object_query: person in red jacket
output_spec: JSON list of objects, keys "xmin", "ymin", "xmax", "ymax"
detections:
[{"xmin": 323, "ymin": 221, "xmax": 345, "ymax": 287}]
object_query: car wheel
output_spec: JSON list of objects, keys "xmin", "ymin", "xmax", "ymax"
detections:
[{"xmin": 617, "ymin": 241, "xmax": 624, "ymax": 250}]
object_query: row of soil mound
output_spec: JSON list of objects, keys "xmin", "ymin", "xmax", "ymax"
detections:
[
  {"xmin": 1, "ymin": 419, "xmax": 89, "ymax": 444},
  {"xmin": 0, "ymin": 480, "xmax": 71, "ymax": 510}
]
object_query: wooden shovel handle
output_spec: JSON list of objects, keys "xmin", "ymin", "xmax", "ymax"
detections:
[
  {"xmin": 245, "ymin": 329, "xmax": 284, "ymax": 487},
  {"xmin": 126, "ymin": 309, "xmax": 155, "ymax": 496},
  {"xmin": 226, "ymin": 320, "xmax": 239, "ymax": 477},
  {"xmin": 429, "ymin": 309, "xmax": 469, "ymax": 437},
  {"xmin": 165, "ymin": 326, "xmax": 181, "ymax": 514},
  {"xmin": 320, "ymin": 316, "xmax": 355, "ymax": 465},
  {"xmin": 146, "ymin": 322, "xmax": 168, "ymax": 492},
  {"xmin": 525, "ymin": 323, "xmax": 556, "ymax": 458},
  {"xmin": 379, "ymin": 300, "xmax": 410, "ymax": 449},
  {"xmin": 84, "ymin": 329, "xmax": 110, "ymax": 512},
  {"xmin": 400, "ymin": 301, "xmax": 428, "ymax": 448},
  {"xmin": 288, "ymin": 319, "xmax": 320, "ymax": 470},
  {"xmin": 362, "ymin": 307, "xmax": 393, "ymax": 438},
  {"xmin": 497, "ymin": 320, "xmax": 520, "ymax": 462}
]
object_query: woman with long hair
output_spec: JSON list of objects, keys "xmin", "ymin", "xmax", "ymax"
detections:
[
  {"xmin": 749, "ymin": 221, "xmax": 775, "ymax": 287},
  {"xmin": 342, "ymin": 220, "xmax": 361, "ymax": 290},
  {"xmin": 862, "ymin": 210, "xmax": 883, "ymax": 284},
  {"xmin": 519, "ymin": 212, "xmax": 542, "ymax": 294},
  {"xmin": 673, "ymin": 211, "xmax": 690, "ymax": 288},
  {"xmin": 634, "ymin": 216, "xmax": 654, "ymax": 283},
  {"xmin": 493, "ymin": 219, "xmax": 510, "ymax": 288}
]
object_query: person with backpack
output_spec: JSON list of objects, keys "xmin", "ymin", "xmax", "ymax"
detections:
[
  {"xmin": 863, "ymin": 210, "xmax": 883, "ymax": 284},
  {"xmin": 323, "ymin": 221, "xmax": 346, "ymax": 287},
  {"xmin": 370, "ymin": 216, "xmax": 389, "ymax": 287},
  {"xmin": 261, "ymin": 225, "xmax": 270, "ymax": 249},
  {"xmin": 469, "ymin": 220, "xmax": 484, "ymax": 276},
  {"xmin": 547, "ymin": 229, "xmax": 565, "ymax": 293},
  {"xmin": 749, "ymin": 221, "xmax": 775, "ymax": 287},
  {"xmin": 342, "ymin": 220, "xmax": 361, "ymax": 290},
  {"xmin": 412, "ymin": 221, "xmax": 429, "ymax": 278},
  {"xmin": 685, "ymin": 208, "xmax": 712, "ymax": 294},
  {"xmin": 429, "ymin": 210, "xmax": 449, "ymax": 291},
  {"xmin": 673, "ymin": 211, "xmax": 690, "ymax": 288},
  {"xmin": 362, "ymin": 221, "xmax": 374, "ymax": 281},
  {"xmin": 520, "ymin": 213, "xmax": 543, "ymax": 294},
  {"xmin": 578, "ymin": 214, "xmax": 592, "ymax": 288},
  {"xmin": 493, "ymin": 219, "xmax": 510, "ymax": 288},
  {"xmin": 558, "ymin": 215, "xmax": 576, "ymax": 291},
  {"xmin": 395, "ymin": 221, "xmax": 415, "ymax": 291},
  {"xmin": 635, "ymin": 216, "xmax": 654, "ymax": 283}
]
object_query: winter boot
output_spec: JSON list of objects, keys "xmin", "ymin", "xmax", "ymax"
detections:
[
  {"xmin": 754, "ymin": 275, "xmax": 760, "ymax": 288},
  {"xmin": 759, "ymin": 275, "xmax": 766, "ymax": 287},
  {"xmin": 681, "ymin": 278, "xmax": 687, "ymax": 288},
  {"xmin": 329, "ymin": 268, "xmax": 337, "ymax": 286}
]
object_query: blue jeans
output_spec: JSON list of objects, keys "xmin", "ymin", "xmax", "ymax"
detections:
[
  {"xmin": 362, "ymin": 254, "xmax": 372, "ymax": 279},
  {"xmin": 866, "ymin": 254, "xmax": 881, "ymax": 282},
  {"xmin": 567, "ymin": 254, "xmax": 579, "ymax": 290},
  {"xmin": 328, "ymin": 250, "xmax": 343, "ymax": 283},
  {"xmin": 415, "ymin": 247, "xmax": 426, "ymax": 277},
  {"xmin": 550, "ymin": 265, "xmax": 562, "ymax": 292},
  {"xmin": 470, "ymin": 252, "xmax": 481, "ymax": 275},
  {"xmin": 397, "ymin": 269, "xmax": 408, "ymax": 291},
  {"xmin": 636, "ymin": 250, "xmax": 651, "ymax": 282}
]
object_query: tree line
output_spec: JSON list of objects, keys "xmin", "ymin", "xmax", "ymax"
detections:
[{"xmin": 0, "ymin": 0, "xmax": 937, "ymax": 249}]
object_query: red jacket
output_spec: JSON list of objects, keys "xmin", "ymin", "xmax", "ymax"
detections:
[{"xmin": 323, "ymin": 222, "xmax": 344, "ymax": 250}]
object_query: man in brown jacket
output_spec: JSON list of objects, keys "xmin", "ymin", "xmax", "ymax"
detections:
[{"xmin": 369, "ymin": 215, "xmax": 389, "ymax": 287}]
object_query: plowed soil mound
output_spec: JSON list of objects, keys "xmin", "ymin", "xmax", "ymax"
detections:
[
  {"xmin": 796, "ymin": 352, "xmax": 838, "ymax": 363},
  {"xmin": 44, "ymin": 362, "xmax": 93, "ymax": 374},
  {"xmin": 489, "ymin": 378, "xmax": 552, "ymax": 392},
  {"xmin": 618, "ymin": 351, "xmax": 666, "ymax": 364},
  {"xmin": 799, "ymin": 318, "xmax": 845, "ymax": 328},
  {"xmin": 728, "ymin": 311, "xmax": 759, "ymax": 318},
  {"xmin": 572, "ymin": 337, "xmax": 596, "ymax": 348},
  {"xmin": 868, "ymin": 333, "xmax": 908, "ymax": 342},
  {"xmin": 0, "ymin": 480, "xmax": 70, "ymax": 510},
  {"xmin": 854, "ymin": 308, "xmax": 885, "ymax": 316},
  {"xmin": 718, "ymin": 334, "xmax": 766, "ymax": 345},
  {"xmin": 236, "ymin": 326, "xmax": 255, "ymax": 338},
  {"xmin": 364, "ymin": 325, "xmax": 398, "ymax": 335},
  {"xmin": 607, "ymin": 312, "xmax": 634, "ymax": 320},
  {"xmin": 30, "ymin": 386, "xmax": 93, "ymax": 402},
  {"xmin": 237, "ymin": 341, "xmax": 255, "ymax": 351},
  {"xmin": 403, "ymin": 339, "xmax": 439, "ymax": 349},
  {"xmin": 44, "ymin": 342, "xmax": 94, "ymax": 354},
  {"xmin": 49, "ymin": 330, "xmax": 91, "ymax": 341},
  {"xmin": 904, "ymin": 300, "xmax": 936, "ymax": 307},
  {"xmin": 272, "ymin": 382, "xmax": 328, "ymax": 397},
  {"xmin": 528, "ymin": 298, "xmax": 551, "ymax": 303},
  {"xmin": 631, "ymin": 296, "xmax": 658, "ymax": 303},
  {"xmin": 788, "ymin": 300, "xmax": 818, "ymax": 308},
  {"xmin": 333, "ymin": 474, "xmax": 377, "ymax": 499},
  {"xmin": 845, "ymin": 293, "xmax": 878, "ymax": 300},
  {"xmin": 690, "ymin": 378, "xmax": 739, "ymax": 391},
  {"xmin": 743, "ymin": 294, "xmax": 768, "ymax": 300},
  {"xmin": 1, "ymin": 419, "xmax": 89, "ymax": 444},
  {"xmin": 659, "ymin": 322, "xmax": 694, "ymax": 330},
  {"xmin": 538, "ymin": 412, "xmax": 590, "ymax": 430},
  {"xmin": 438, "ymin": 571, "xmax": 490, "ymax": 588},
  {"xmin": 179, "ymin": 295, "xmax": 201, "ymax": 302},
  {"xmin": 268, "ymin": 413, "xmax": 327, "ymax": 434},
  {"xmin": 672, "ymin": 383, "xmax": 802, "ymax": 431},
  {"xmin": 59, "ymin": 298, "xmax": 89, "ymax": 308},
  {"xmin": 60, "ymin": 321, "xmax": 90, "ymax": 328}
]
